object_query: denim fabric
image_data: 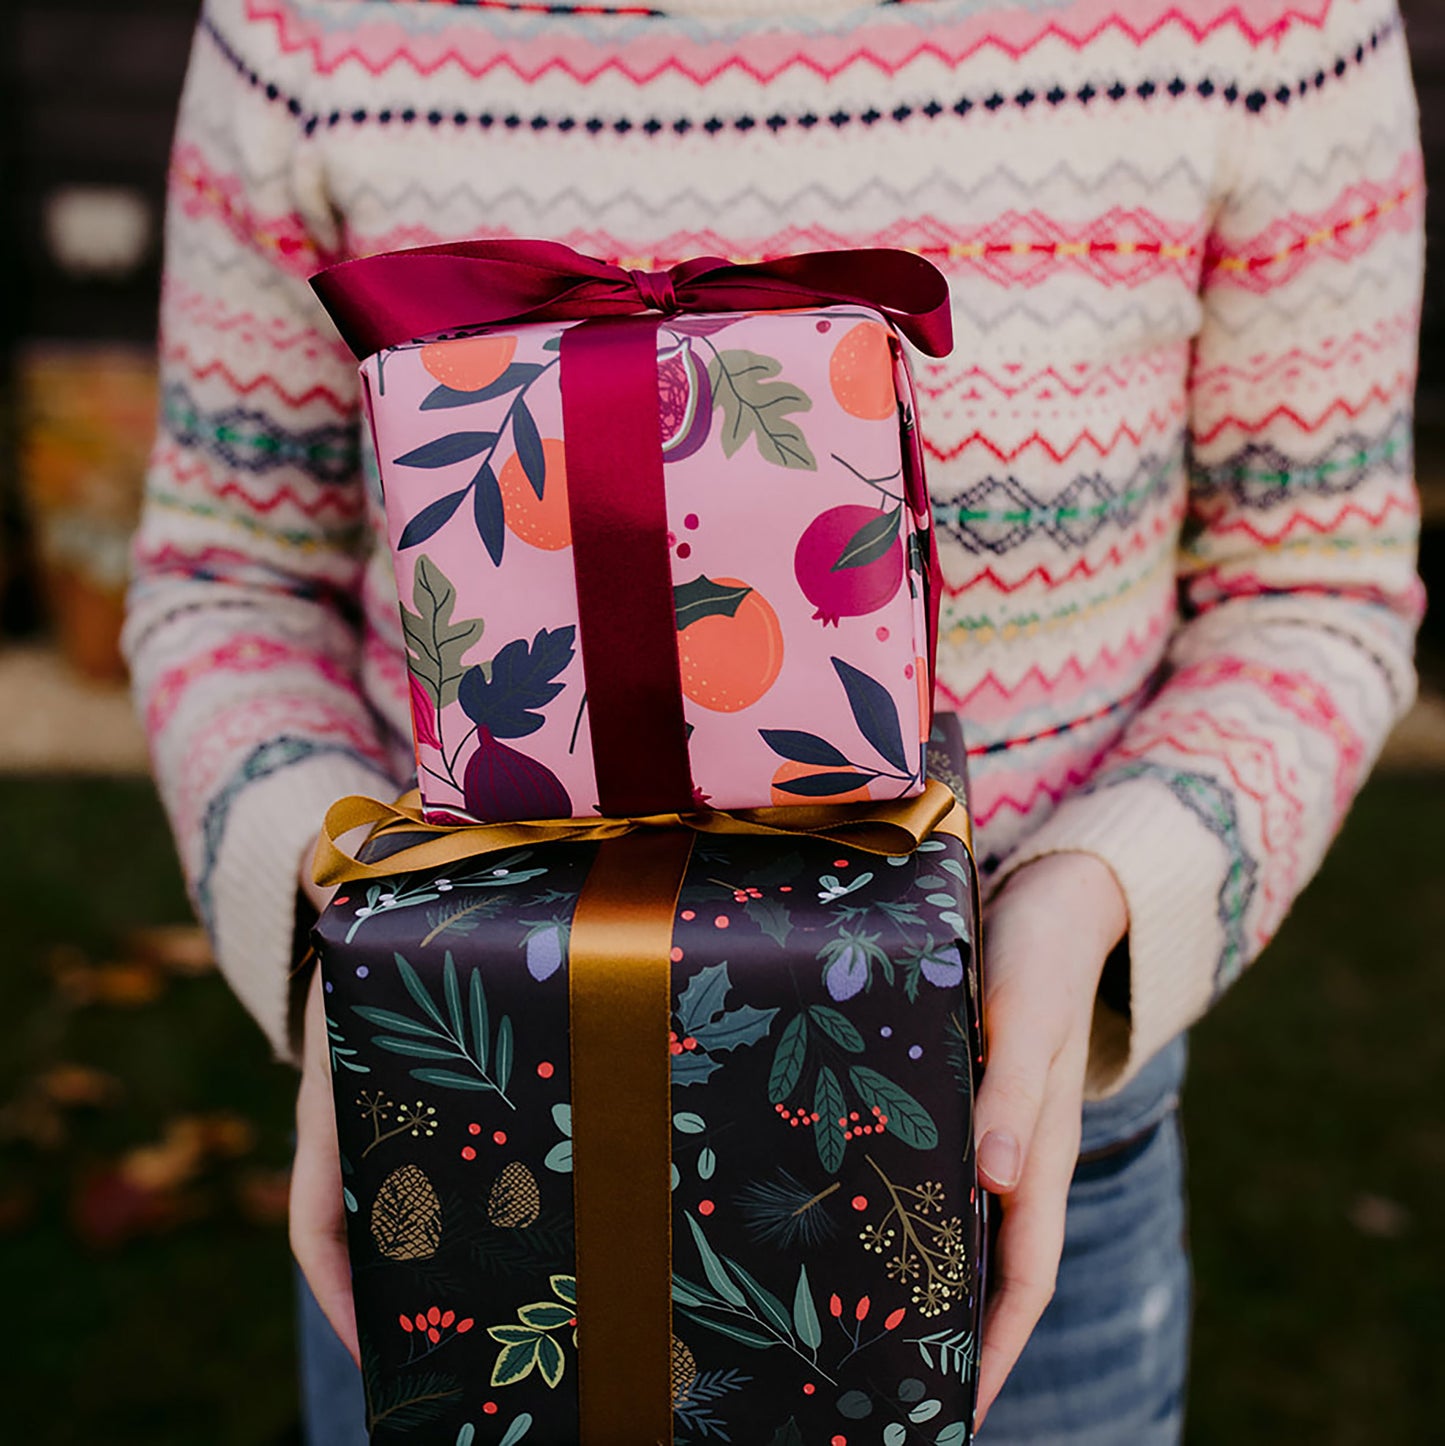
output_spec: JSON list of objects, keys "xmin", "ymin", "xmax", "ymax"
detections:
[{"xmin": 296, "ymin": 1036, "xmax": 1189, "ymax": 1445}]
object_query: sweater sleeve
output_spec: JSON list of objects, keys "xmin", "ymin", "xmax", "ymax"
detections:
[
  {"xmin": 996, "ymin": 0, "xmax": 1426, "ymax": 1097},
  {"xmin": 123, "ymin": 4, "xmax": 398, "ymax": 1064}
]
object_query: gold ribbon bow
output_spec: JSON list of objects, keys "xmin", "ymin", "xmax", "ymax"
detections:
[{"xmin": 313, "ymin": 783, "xmax": 972, "ymax": 1445}]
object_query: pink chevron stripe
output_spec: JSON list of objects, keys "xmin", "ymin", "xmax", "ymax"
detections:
[
  {"xmin": 149, "ymin": 635, "xmax": 363, "ymax": 736},
  {"xmin": 1190, "ymin": 376, "xmax": 1417, "ymax": 444},
  {"xmin": 246, "ymin": 0, "xmax": 1331, "ymax": 90},
  {"xmin": 163, "ymin": 281, "xmax": 356, "ymax": 362},
  {"xmin": 969, "ymin": 749, "xmax": 1115, "ymax": 830},
  {"xmin": 353, "ymin": 211, "xmax": 1201, "ymax": 291},
  {"xmin": 914, "ymin": 346, "xmax": 1187, "ymax": 403},
  {"xmin": 171, "ymin": 145, "xmax": 321, "ymax": 278},
  {"xmin": 1194, "ymin": 492, "xmax": 1417, "ymax": 543},
  {"xmin": 1205, "ymin": 163, "xmax": 1424, "ymax": 295},
  {"xmin": 154, "ymin": 445, "xmax": 360, "ymax": 518},
  {"xmin": 923, "ymin": 407, "xmax": 1184, "ymax": 465},
  {"xmin": 163, "ymin": 344, "xmax": 356, "ymax": 414},
  {"xmin": 1188, "ymin": 312, "xmax": 1420, "ymax": 390}
]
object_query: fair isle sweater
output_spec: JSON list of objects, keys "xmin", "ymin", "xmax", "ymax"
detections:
[{"xmin": 124, "ymin": 0, "xmax": 1425, "ymax": 1094}]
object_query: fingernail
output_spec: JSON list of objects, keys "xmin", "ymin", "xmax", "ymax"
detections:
[{"xmin": 978, "ymin": 1129, "xmax": 1021, "ymax": 1190}]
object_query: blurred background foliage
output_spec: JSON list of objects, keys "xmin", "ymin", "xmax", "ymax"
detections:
[{"xmin": 0, "ymin": 1, "xmax": 1441, "ymax": 1443}]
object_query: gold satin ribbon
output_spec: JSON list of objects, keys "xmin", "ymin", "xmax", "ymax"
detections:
[{"xmin": 313, "ymin": 784, "xmax": 972, "ymax": 1445}]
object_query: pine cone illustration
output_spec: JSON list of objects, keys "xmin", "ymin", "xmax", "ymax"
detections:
[
  {"xmin": 487, "ymin": 1161, "xmax": 541, "ymax": 1229},
  {"xmin": 671, "ymin": 1337, "xmax": 697, "ymax": 1405},
  {"xmin": 370, "ymin": 1164, "xmax": 442, "ymax": 1261}
]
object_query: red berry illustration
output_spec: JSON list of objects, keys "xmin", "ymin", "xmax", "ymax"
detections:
[{"xmin": 794, "ymin": 505, "xmax": 905, "ymax": 625}]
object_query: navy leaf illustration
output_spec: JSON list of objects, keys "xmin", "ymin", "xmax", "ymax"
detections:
[
  {"xmin": 423, "ymin": 362, "xmax": 543, "ymax": 407},
  {"xmin": 459, "ymin": 627, "xmax": 577, "ymax": 739},
  {"xmin": 398, "ymin": 487, "xmax": 468, "ymax": 549},
  {"xmin": 771, "ymin": 769, "xmax": 879, "ymax": 798},
  {"xmin": 421, "ymin": 385, "xmax": 499, "ymax": 411},
  {"xmin": 394, "ymin": 432, "xmax": 498, "ymax": 468},
  {"xmin": 759, "ymin": 730, "xmax": 850, "ymax": 767},
  {"xmin": 473, "ymin": 462, "xmax": 506, "ymax": 565},
  {"xmin": 512, "ymin": 399, "xmax": 546, "ymax": 500},
  {"xmin": 832, "ymin": 657, "xmax": 908, "ymax": 773}
]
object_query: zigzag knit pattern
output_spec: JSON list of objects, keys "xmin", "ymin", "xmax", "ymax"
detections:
[{"xmin": 124, "ymin": 0, "xmax": 1425, "ymax": 1092}]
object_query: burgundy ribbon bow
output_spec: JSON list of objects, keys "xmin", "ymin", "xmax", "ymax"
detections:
[{"xmin": 310, "ymin": 238, "xmax": 954, "ymax": 361}]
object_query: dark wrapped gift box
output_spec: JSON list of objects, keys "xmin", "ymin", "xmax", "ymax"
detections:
[{"xmin": 313, "ymin": 718, "xmax": 985, "ymax": 1446}]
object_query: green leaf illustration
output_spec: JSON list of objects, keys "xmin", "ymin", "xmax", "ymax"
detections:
[
  {"xmin": 550, "ymin": 1275, "xmax": 577, "ymax": 1305},
  {"xmin": 686, "ymin": 1212, "xmax": 747, "ymax": 1308},
  {"xmin": 469, "ymin": 968, "xmax": 490, "ymax": 1069},
  {"xmin": 814, "ymin": 1065, "xmax": 847, "ymax": 1173},
  {"xmin": 768, "ymin": 1014, "xmax": 808, "ymax": 1103},
  {"xmin": 807, "ymin": 1005, "xmax": 865, "ymax": 1053},
  {"xmin": 673, "ymin": 1111, "xmax": 707, "ymax": 1135},
  {"xmin": 518, "ymin": 1303, "xmax": 573, "ymax": 1329},
  {"xmin": 698, "ymin": 1146, "xmax": 717, "ymax": 1180},
  {"xmin": 495, "ymin": 1015, "xmax": 514, "ymax": 1093},
  {"xmin": 848, "ymin": 1065, "xmax": 938, "ymax": 1150},
  {"xmin": 707, "ymin": 349, "xmax": 816, "ymax": 469},
  {"xmin": 768, "ymin": 1422, "xmax": 805, "ymax": 1446},
  {"xmin": 442, "ymin": 954, "xmax": 464, "ymax": 1040},
  {"xmin": 489, "ymin": 1326, "xmax": 541, "ymax": 1346},
  {"xmin": 833, "ymin": 505, "xmax": 902, "ymax": 572},
  {"xmin": 498, "ymin": 1417, "xmax": 534, "ymax": 1446},
  {"xmin": 535, "ymin": 1334, "xmax": 565, "ymax": 1389},
  {"xmin": 792, "ymin": 1264, "xmax": 821, "ymax": 1349},
  {"xmin": 401, "ymin": 556, "xmax": 484, "ymax": 707},
  {"xmin": 727, "ymin": 1260, "xmax": 793, "ymax": 1338},
  {"xmin": 674, "ymin": 575, "xmax": 752, "ymax": 631},
  {"xmin": 676, "ymin": 1310, "xmax": 775, "ymax": 1350},
  {"xmin": 490, "ymin": 1339, "xmax": 538, "ymax": 1387},
  {"xmin": 396, "ymin": 954, "xmax": 448, "ymax": 1030},
  {"xmin": 410, "ymin": 1068, "xmax": 497, "ymax": 1092}
]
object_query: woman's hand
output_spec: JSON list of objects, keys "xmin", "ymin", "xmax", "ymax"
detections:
[
  {"xmin": 290, "ymin": 963, "xmax": 361, "ymax": 1367},
  {"xmin": 972, "ymin": 850, "xmax": 1128, "ymax": 1427},
  {"xmin": 289, "ymin": 833, "xmax": 358, "ymax": 1365}
]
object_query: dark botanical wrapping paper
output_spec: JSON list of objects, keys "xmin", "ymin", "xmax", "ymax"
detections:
[{"xmin": 313, "ymin": 723, "xmax": 985, "ymax": 1446}]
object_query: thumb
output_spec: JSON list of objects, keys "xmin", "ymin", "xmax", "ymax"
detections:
[{"xmin": 972, "ymin": 984, "xmax": 1061, "ymax": 1194}]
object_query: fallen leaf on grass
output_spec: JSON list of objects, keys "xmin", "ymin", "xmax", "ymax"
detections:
[{"xmin": 124, "ymin": 925, "xmax": 214, "ymax": 977}]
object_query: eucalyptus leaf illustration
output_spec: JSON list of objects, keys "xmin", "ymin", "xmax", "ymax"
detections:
[{"xmin": 704, "ymin": 347, "xmax": 816, "ymax": 470}]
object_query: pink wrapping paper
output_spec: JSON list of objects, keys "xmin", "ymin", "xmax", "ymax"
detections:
[{"xmin": 362, "ymin": 305, "xmax": 935, "ymax": 822}]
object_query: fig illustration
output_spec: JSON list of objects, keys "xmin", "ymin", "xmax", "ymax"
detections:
[
  {"xmin": 463, "ymin": 728, "xmax": 571, "ymax": 821},
  {"xmin": 658, "ymin": 335, "xmax": 713, "ymax": 461},
  {"xmin": 795, "ymin": 504, "xmax": 905, "ymax": 625}
]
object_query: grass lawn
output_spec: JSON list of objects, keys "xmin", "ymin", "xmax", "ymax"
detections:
[{"xmin": 0, "ymin": 771, "xmax": 1439, "ymax": 1443}]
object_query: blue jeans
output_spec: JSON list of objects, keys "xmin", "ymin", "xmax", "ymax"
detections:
[{"xmin": 297, "ymin": 1037, "xmax": 1189, "ymax": 1444}]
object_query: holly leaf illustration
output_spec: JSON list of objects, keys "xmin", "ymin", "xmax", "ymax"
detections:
[
  {"xmin": 675, "ymin": 962, "xmax": 731, "ymax": 1037},
  {"xmin": 671, "ymin": 1051, "xmax": 723, "ymax": 1087},
  {"xmin": 759, "ymin": 730, "xmax": 850, "ymax": 767},
  {"xmin": 459, "ymin": 627, "xmax": 577, "ymax": 739},
  {"xmin": 706, "ymin": 349, "xmax": 816, "ymax": 470},
  {"xmin": 400, "ymin": 556, "xmax": 484, "ymax": 707},
  {"xmin": 832, "ymin": 657, "xmax": 909, "ymax": 773},
  {"xmin": 675, "ymin": 576, "xmax": 752, "ymax": 631},
  {"xmin": 834, "ymin": 506, "xmax": 902, "ymax": 571},
  {"xmin": 689, "ymin": 1002, "xmax": 777, "ymax": 1055},
  {"xmin": 395, "ymin": 432, "xmax": 499, "ymax": 468}
]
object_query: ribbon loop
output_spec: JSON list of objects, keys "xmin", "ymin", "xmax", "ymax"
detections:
[
  {"xmin": 311, "ymin": 239, "xmax": 953, "ymax": 360},
  {"xmin": 629, "ymin": 267, "xmax": 679, "ymax": 314}
]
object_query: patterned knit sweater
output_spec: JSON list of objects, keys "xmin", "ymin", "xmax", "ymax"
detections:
[{"xmin": 124, "ymin": 0, "xmax": 1426, "ymax": 1095}]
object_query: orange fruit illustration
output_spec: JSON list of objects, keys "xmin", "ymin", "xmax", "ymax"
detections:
[
  {"xmin": 915, "ymin": 655, "xmax": 933, "ymax": 742},
  {"xmin": 829, "ymin": 321, "xmax": 897, "ymax": 421},
  {"xmin": 420, "ymin": 334, "xmax": 517, "ymax": 392},
  {"xmin": 499, "ymin": 439, "xmax": 571, "ymax": 550},
  {"xmin": 678, "ymin": 579, "xmax": 784, "ymax": 713},
  {"xmin": 770, "ymin": 761, "xmax": 873, "ymax": 807}
]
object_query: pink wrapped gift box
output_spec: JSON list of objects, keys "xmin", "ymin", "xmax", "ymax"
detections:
[{"xmin": 361, "ymin": 306, "xmax": 937, "ymax": 823}]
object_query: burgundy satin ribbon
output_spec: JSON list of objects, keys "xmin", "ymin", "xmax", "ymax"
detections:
[
  {"xmin": 560, "ymin": 317, "xmax": 695, "ymax": 814},
  {"xmin": 310, "ymin": 238, "xmax": 954, "ymax": 360}
]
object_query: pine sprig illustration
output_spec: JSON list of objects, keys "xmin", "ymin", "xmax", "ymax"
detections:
[
  {"xmin": 735, "ymin": 1171, "xmax": 841, "ymax": 1250},
  {"xmin": 353, "ymin": 952, "xmax": 517, "ymax": 1107}
]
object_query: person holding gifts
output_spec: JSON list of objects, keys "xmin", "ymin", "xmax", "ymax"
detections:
[{"xmin": 125, "ymin": 0, "xmax": 1426, "ymax": 1441}]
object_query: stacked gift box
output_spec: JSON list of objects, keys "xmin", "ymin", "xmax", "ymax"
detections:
[{"xmin": 311, "ymin": 243, "xmax": 985, "ymax": 1446}]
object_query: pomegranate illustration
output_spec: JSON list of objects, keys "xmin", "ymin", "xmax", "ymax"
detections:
[
  {"xmin": 794, "ymin": 504, "xmax": 905, "ymax": 625},
  {"xmin": 457, "ymin": 627, "xmax": 576, "ymax": 820},
  {"xmin": 657, "ymin": 335, "xmax": 713, "ymax": 461}
]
